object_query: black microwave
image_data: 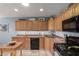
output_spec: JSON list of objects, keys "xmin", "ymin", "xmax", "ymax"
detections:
[{"xmin": 62, "ymin": 15, "xmax": 79, "ymax": 32}]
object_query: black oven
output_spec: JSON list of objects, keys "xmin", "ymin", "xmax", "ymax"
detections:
[{"xmin": 54, "ymin": 36, "xmax": 79, "ymax": 56}]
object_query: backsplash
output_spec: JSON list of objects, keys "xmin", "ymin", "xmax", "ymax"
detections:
[{"xmin": 16, "ymin": 31, "xmax": 51, "ymax": 35}]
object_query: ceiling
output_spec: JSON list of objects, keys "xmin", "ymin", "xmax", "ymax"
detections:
[{"xmin": 0, "ymin": 3, "xmax": 70, "ymax": 17}]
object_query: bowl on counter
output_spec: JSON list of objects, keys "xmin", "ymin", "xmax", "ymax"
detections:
[{"xmin": 8, "ymin": 41, "xmax": 16, "ymax": 46}]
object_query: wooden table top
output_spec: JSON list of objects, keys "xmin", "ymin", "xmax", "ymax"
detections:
[{"xmin": 0, "ymin": 42, "xmax": 22, "ymax": 50}]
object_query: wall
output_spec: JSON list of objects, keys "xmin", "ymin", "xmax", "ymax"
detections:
[
  {"xmin": 0, "ymin": 17, "xmax": 17, "ymax": 46},
  {"xmin": 0, "ymin": 17, "xmax": 50, "ymax": 46}
]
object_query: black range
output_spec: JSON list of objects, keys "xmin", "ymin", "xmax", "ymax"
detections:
[
  {"xmin": 54, "ymin": 36, "xmax": 79, "ymax": 56},
  {"xmin": 55, "ymin": 43, "xmax": 79, "ymax": 56}
]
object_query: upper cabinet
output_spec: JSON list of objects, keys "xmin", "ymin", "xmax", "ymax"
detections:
[
  {"xmin": 48, "ymin": 17, "xmax": 55, "ymax": 31},
  {"xmin": 16, "ymin": 20, "xmax": 48, "ymax": 31},
  {"xmin": 54, "ymin": 4, "xmax": 79, "ymax": 31},
  {"xmin": 16, "ymin": 20, "xmax": 32, "ymax": 31},
  {"xmin": 54, "ymin": 17, "xmax": 63, "ymax": 31},
  {"xmin": 39, "ymin": 21, "xmax": 48, "ymax": 31}
]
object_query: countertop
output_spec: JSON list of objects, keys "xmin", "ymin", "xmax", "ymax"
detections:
[{"xmin": 14, "ymin": 34, "xmax": 55, "ymax": 38}]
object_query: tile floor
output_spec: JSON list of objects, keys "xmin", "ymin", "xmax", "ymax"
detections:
[{"xmin": 1, "ymin": 50, "xmax": 53, "ymax": 56}]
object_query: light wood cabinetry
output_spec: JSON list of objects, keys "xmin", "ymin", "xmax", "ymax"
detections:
[
  {"xmin": 40, "ymin": 37, "xmax": 45, "ymax": 49},
  {"xmin": 39, "ymin": 21, "xmax": 48, "ymax": 30},
  {"xmin": 54, "ymin": 4, "xmax": 79, "ymax": 31},
  {"xmin": 12, "ymin": 36, "xmax": 45, "ymax": 50},
  {"xmin": 16, "ymin": 21, "xmax": 32, "ymax": 31},
  {"xmin": 16, "ymin": 20, "xmax": 48, "ymax": 31},
  {"xmin": 54, "ymin": 17, "xmax": 63, "ymax": 31},
  {"xmin": 12, "ymin": 36, "xmax": 54, "ymax": 52},
  {"xmin": 32, "ymin": 21, "xmax": 39, "ymax": 31},
  {"xmin": 45, "ymin": 37, "xmax": 54, "ymax": 52},
  {"xmin": 25, "ymin": 21, "xmax": 32, "ymax": 30},
  {"xmin": 25, "ymin": 37, "xmax": 30, "ymax": 49},
  {"xmin": 48, "ymin": 17, "xmax": 55, "ymax": 31}
]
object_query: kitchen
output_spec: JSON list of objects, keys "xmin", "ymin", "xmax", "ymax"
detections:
[{"xmin": 0, "ymin": 3, "xmax": 79, "ymax": 56}]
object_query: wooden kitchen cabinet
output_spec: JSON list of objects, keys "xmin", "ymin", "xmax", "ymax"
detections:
[
  {"xmin": 12, "ymin": 36, "xmax": 45, "ymax": 50},
  {"xmin": 42, "ymin": 21, "xmax": 48, "ymax": 30},
  {"xmin": 40, "ymin": 37, "xmax": 45, "ymax": 49},
  {"xmin": 16, "ymin": 21, "xmax": 26, "ymax": 31},
  {"xmin": 16, "ymin": 20, "xmax": 48, "ymax": 31},
  {"xmin": 16, "ymin": 20, "xmax": 33, "ymax": 31},
  {"xmin": 53, "ymin": 4, "xmax": 79, "ymax": 31},
  {"xmin": 32, "ymin": 21, "xmax": 39, "ymax": 31},
  {"xmin": 12, "ymin": 36, "xmax": 55, "ymax": 52},
  {"xmin": 54, "ymin": 17, "xmax": 63, "ymax": 31},
  {"xmin": 25, "ymin": 37, "xmax": 30, "ymax": 49},
  {"xmin": 16, "ymin": 21, "xmax": 25, "ymax": 31},
  {"xmin": 45, "ymin": 37, "xmax": 54, "ymax": 52},
  {"xmin": 25, "ymin": 21, "xmax": 33, "ymax": 30},
  {"xmin": 48, "ymin": 17, "xmax": 55, "ymax": 31},
  {"xmin": 38, "ymin": 21, "xmax": 48, "ymax": 31}
]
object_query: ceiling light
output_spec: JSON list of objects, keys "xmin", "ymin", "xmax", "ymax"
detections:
[
  {"xmin": 22, "ymin": 3, "xmax": 29, "ymax": 7},
  {"xmin": 14, "ymin": 9, "xmax": 18, "ymax": 12},
  {"xmin": 40, "ymin": 8, "xmax": 44, "ymax": 12}
]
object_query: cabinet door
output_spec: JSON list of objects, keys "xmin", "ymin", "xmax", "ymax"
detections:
[
  {"xmin": 38, "ymin": 21, "xmax": 48, "ymax": 31},
  {"xmin": 42, "ymin": 21, "xmax": 48, "ymax": 30},
  {"xmin": 45, "ymin": 37, "xmax": 54, "ymax": 52},
  {"xmin": 16, "ymin": 20, "xmax": 33, "ymax": 31},
  {"xmin": 38, "ymin": 21, "xmax": 42, "ymax": 31},
  {"xmin": 19, "ymin": 21, "xmax": 24, "ymax": 30},
  {"xmin": 25, "ymin": 37, "xmax": 30, "ymax": 49},
  {"xmin": 16, "ymin": 21, "xmax": 21, "ymax": 31},
  {"xmin": 40, "ymin": 37, "xmax": 45, "ymax": 49},
  {"xmin": 38, "ymin": 21, "xmax": 42, "ymax": 30},
  {"xmin": 45, "ymin": 37, "xmax": 50, "ymax": 50},
  {"xmin": 16, "ymin": 21, "xmax": 25, "ymax": 31},
  {"xmin": 54, "ymin": 17, "xmax": 62, "ymax": 31},
  {"xmin": 28, "ymin": 21, "xmax": 33, "ymax": 30},
  {"xmin": 32, "ymin": 21, "xmax": 39, "ymax": 31},
  {"xmin": 48, "ymin": 18, "xmax": 54, "ymax": 30},
  {"xmin": 16, "ymin": 20, "xmax": 48, "ymax": 31},
  {"xmin": 25, "ymin": 21, "xmax": 33, "ymax": 30}
]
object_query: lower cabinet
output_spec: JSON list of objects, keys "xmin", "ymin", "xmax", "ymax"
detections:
[
  {"xmin": 12, "ymin": 36, "xmax": 45, "ymax": 49},
  {"xmin": 45, "ymin": 37, "xmax": 54, "ymax": 52},
  {"xmin": 12, "ymin": 36, "xmax": 54, "ymax": 52}
]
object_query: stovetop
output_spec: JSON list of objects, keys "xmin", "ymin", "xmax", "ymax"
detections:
[{"xmin": 55, "ymin": 43, "xmax": 79, "ymax": 56}]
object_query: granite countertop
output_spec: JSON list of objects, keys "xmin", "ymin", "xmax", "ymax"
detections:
[
  {"xmin": 14, "ymin": 33, "xmax": 64, "ymax": 39},
  {"xmin": 15, "ymin": 35, "xmax": 45, "ymax": 37}
]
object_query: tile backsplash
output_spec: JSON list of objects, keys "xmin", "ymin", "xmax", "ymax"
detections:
[{"xmin": 16, "ymin": 31, "xmax": 51, "ymax": 35}]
